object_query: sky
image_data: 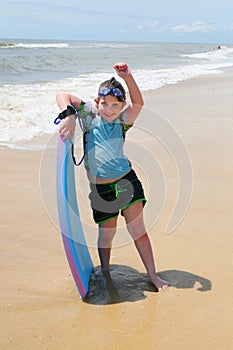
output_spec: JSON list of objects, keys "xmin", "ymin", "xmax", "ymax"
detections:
[{"xmin": 0, "ymin": 0, "xmax": 233, "ymax": 43}]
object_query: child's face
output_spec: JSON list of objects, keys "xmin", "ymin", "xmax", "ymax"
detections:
[{"xmin": 96, "ymin": 95, "xmax": 126, "ymax": 122}]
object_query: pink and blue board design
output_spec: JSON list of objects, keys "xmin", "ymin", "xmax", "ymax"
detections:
[{"xmin": 56, "ymin": 137, "xmax": 93, "ymax": 298}]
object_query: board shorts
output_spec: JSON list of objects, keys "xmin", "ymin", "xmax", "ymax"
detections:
[{"xmin": 88, "ymin": 169, "xmax": 146, "ymax": 224}]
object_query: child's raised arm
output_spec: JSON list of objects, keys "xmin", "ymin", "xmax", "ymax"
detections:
[
  {"xmin": 113, "ymin": 62, "xmax": 144, "ymax": 124},
  {"xmin": 56, "ymin": 93, "xmax": 82, "ymax": 111}
]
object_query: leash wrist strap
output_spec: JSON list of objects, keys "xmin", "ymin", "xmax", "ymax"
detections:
[{"xmin": 58, "ymin": 105, "xmax": 76, "ymax": 120}]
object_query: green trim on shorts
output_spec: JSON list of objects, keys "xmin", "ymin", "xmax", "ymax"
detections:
[
  {"xmin": 95, "ymin": 198, "xmax": 146, "ymax": 224},
  {"xmin": 96, "ymin": 214, "xmax": 119, "ymax": 225},
  {"xmin": 121, "ymin": 198, "xmax": 147, "ymax": 212}
]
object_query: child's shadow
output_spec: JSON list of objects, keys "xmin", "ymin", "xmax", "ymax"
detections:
[{"xmin": 83, "ymin": 265, "xmax": 212, "ymax": 305}]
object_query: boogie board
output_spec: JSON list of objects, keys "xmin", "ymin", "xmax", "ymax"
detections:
[{"xmin": 56, "ymin": 137, "xmax": 93, "ymax": 298}]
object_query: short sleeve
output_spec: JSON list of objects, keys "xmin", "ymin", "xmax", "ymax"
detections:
[
  {"xmin": 119, "ymin": 110, "xmax": 133, "ymax": 133},
  {"xmin": 77, "ymin": 101, "xmax": 98, "ymax": 133}
]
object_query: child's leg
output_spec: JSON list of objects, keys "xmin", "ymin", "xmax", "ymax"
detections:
[
  {"xmin": 123, "ymin": 202, "xmax": 169, "ymax": 291},
  {"xmin": 97, "ymin": 217, "xmax": 118, "ymax": 271}
]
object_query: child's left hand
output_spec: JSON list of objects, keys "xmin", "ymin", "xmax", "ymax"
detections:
[{"xmin": 113, "ymin": 62, "xmax": 131, "ymax": 78}]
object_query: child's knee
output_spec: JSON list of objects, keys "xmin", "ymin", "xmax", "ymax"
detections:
[
  {"xmin": 98, "ymin": 224, "xmax": 117, "ymax": 247},
  {"xmin": 127, "ymin": 221, "xmax": 146, "ymax": 240}
]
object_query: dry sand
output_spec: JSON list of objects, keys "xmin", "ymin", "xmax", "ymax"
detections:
[{"xmin": 1, "ymin": 70, "xmax": 233, "ymax": 349}]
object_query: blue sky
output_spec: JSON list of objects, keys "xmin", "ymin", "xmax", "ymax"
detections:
[{"xmin": 0, "ymin": 0, "xmax": 233, "ymax": 43}]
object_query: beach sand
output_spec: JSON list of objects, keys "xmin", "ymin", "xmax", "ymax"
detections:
[{"xmin": 1, "ymin": 70, "xmax": 233, "ymax": 349}]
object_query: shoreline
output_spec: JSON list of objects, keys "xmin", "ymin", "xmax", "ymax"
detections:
[
  {"xmin": 0, "ymin": 65, "xmax": 233, "ymax": 150},
  {"xmin": 1, "ymin": 71, "xmax": 233, "ymax": 349}
]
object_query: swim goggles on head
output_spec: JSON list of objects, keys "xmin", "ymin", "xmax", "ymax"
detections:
[{"xmin": 98, "ymin": 87, "xmax": 125, "ymax": 101}]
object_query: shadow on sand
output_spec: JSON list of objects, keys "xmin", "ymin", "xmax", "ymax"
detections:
[{"xmin": 83, "ymin": 265, "xmax": 212, "ymax": 305}]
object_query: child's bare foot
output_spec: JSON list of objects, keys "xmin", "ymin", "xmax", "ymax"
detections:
[
  {"xmin": 94, "ymin": 267, "xmax": 111, "ymax": 277},
  {"xmin": 150, "ymin": 274, "xmax": 170, "ymax": 291}
]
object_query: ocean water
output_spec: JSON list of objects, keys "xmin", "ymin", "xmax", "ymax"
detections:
[{"xmin": 1, "ymin": 39, "xmax": 233, "ymax": 148}]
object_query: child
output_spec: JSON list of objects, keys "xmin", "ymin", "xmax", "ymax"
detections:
[{"xmin": 56, "ymin": 62, "xmax": 169, "ymax": 291}]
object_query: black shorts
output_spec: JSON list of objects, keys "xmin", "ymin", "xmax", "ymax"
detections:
[{"xmin": 89, "ymin": 169, "xmax": 146, "ymax": 224}]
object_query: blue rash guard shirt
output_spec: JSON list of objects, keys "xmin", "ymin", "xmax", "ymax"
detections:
[
  {"xmin": 77, "ymin": 101, "xmax": 132, "ymax": 179},
  {"xmin": 88, "ymin": 116, "xmax": 131, "ymax": 178}
]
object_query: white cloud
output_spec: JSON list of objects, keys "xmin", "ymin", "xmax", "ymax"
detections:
[
  {"xmin": 121, "ymin": 20, "xmax": 167, "ymax": 34},
  {"xmin": 172, "ymin": 21, "xmax": 217, "ymax": 33},
  {"xmin": 148, "ymin": 20, "xmax": 159, "ymax": 30},
  {"xmin": 136, "ymin": 24, "xmax": 144, "ymax": 30}
]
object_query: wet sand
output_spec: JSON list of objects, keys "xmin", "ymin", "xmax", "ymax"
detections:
[{"xmin": 1, "ymin": 70, "xmax": 233, "ymax": 349}]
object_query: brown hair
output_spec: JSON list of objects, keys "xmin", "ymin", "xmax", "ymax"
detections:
[{"xmin": 98, "ymin": 77, "xmax": 126, "ymax": 102}]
